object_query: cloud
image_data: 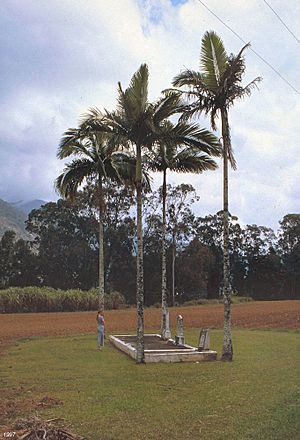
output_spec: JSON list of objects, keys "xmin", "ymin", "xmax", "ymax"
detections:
[{"xmin": 0, "ymin": 0, "xmax": 299, "ymax": 229}]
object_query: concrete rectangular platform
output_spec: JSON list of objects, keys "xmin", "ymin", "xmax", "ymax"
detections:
[{"xmin": 109, "ymin": 334, "xmax": 217, "ymax": 363}]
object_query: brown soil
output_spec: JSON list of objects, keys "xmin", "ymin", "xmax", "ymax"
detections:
[
  {"xmin": 0, "ymin": 301, "xmax": 299, "ymax": 354},
  {"xmin": 0, "ymin": 388, "xmax": 63, "ymax": 426},
  {"xmin": 116, "ymin": 334, "xmax": 190, "ymax": 350}
]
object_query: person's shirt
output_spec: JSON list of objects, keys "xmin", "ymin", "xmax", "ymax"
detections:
[{"xmin": 97, "ymin": 314, "xmax": 105, "ymax": 327}]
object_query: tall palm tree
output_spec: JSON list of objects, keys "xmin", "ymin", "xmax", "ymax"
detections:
[
  {"xmin": 147, "ymin": 121, "xmax": 221, "ymax": 339},
  {"xmin": 56, "ymin": 129, "xmax": 136, "ymax": 311},
  {"xmin": 171, "ymin": 31, "xmax": 261, "ymax": 360},
  {"xmin": 81, "ymin": 64, "xmax": 219, "ymax": 362}
]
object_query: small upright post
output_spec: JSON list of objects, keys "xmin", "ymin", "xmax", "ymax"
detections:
[
  {"xmin": 175, "ymin": 315, "xmax": 185, "ymax": 345},
  {"xmin": 161, "ymin": 309, "xmax": 171, "ymax": 340},
  {"xmin": 198, "ymin": 328, "xmax": 210, "ymax": 351}
]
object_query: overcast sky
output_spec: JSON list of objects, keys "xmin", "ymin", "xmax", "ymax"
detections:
[{"xmin": 0, "ymin": 0, "xmax": 299, "ymax": 229}]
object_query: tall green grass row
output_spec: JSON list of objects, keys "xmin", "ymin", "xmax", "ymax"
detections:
[{"xmin": 0, "ymin": 287, "xmax": 126, "ymax": 313}]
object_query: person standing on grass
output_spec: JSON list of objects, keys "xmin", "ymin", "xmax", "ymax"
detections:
[{"xmin": 96, "ymin": 310, "xmax": 105, "ymax": 350}]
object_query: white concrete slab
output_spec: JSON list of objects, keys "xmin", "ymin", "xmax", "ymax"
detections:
[{"xmin": 109, "ymin": 334, "xmax": 217, "ymax": 363}]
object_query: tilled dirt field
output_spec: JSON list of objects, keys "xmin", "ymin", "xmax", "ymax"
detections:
[
  {"xmin": 0, "ymin": 300, "xmax": 299, "ymax": 436},
  {"xmin": 0, "ymin": 301, "xmax": 299, "ymax": 353}
]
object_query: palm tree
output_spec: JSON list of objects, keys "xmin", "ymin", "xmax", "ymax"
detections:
[
  {"xmin": 56, "ymin": 129, "xmax": 136, "ymax": 311},
  {"xmin": 171, "ymin": 31, "xmax": 261, "ymax": 360},
  {"xmin": 80, "ymin": 64, "xmax": 220, "ymax": 362},
  {"xmin": 147, "ymin": 121, "xmax": 221, "ymax": 339}
]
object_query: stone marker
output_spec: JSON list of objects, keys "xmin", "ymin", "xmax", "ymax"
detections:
[
  {"xmin": 161, "ymin": 309, "xmax": 171, "ymax": 340},
  {"xmin": 175, "ymin": 315, "xmax": 185, "ymax": 345},
  {"xmin": 198, "ymin": 328, "xmax": 210, "ymax": 351}
]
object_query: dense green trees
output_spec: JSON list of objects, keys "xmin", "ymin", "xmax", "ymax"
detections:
[
  {"xmin": 278, "ymin": 214, "xmax": 300, "ymax": 299},
  {"xmin": 0, "ymin": 186, "xmax": 299, "ymax": 302},
  {"xmin": 26, "ymin": 200, "xmax": 98, "ymax": 290},
  {"xmin": 0, "ymin": 231, "xmax": 38, "ymax": 288}
]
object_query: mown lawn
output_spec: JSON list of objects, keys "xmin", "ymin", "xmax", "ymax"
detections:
[{"xmin": 1, "ymin": 329, "xmax": 300, "ymax": 440}]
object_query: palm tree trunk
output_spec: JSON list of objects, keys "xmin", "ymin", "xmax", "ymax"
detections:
[
  {"xmin": 172, "ymin": 233, "xmax": 176, "ymax": 306},
  {"xmin": 136, "ymin": 143, "xmax": 144, "ymax": 363},
  {"xmin": 98, "ymin": 176, "xmax": 105, "ymax": 311},
  {"xmin": 221, "ymin": 107, "xmax": 233, "ymax": 361},
  {"xmin": 161, "ymin": 169, "xmax": 171, "ymax": 339}
]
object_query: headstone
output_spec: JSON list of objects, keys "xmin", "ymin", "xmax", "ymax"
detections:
[
  {"xmin": 161, "ymin": 309, "xmax": 171, "ymax": 340},
  {"xmin": 198, "ymin": 328, "xmax": 210, "ymax": 351},
  {"xmin": 175, "ymin": 315, "xmax": 185, "ymax": 345}
]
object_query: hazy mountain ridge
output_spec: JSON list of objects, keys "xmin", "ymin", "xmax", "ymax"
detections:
[
  {"xmin": 0, "ymin": 198, "xmax": 46, "ymax": 238},
  {"xmin": 11, "ymin": 199, "xmax": 46, "ymax": 215}
]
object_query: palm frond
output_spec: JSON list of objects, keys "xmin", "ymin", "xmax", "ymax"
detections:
[
  {"xmin": 111, "ymin": 151, "xmax": 152, "ymax": 190},
  {"xmin": 162, "ymin": 122, "xmax": 221, "ymax": 157},
  {"xmin": 146, "ymin": 117, "xmax": 220, "ymax": 178},
  {"xmin": 173, "ymin": 149, "xmax": 218, "ymax": 173},
  {"xmin": 152, "ymin": 93, "xmax": 181, "ymax": 125},
  {"xmin": 227, "ymin": 76, "xmax": 262, "ymax": 106},
  {"xmin": 111, "ymin": 151, "xmax": 135, "ymax": 182},
  {"xmin": 55, "ymin": 158, "xmax": 96, "ymax": 200},
  {"xmin": 201, "ymin": 31, "xmax": 228, "ymax": 90},
  {"xmin": 80, "ymin": 107, "xmax": 103, "ymax": 125},
  {"xmin": 172, "ymin": 69, "xmax": 206, "ymax": 90},
  {"xmin": 79, "ymin": 107, "xmax": 111, "ymax": 134},
  {"xmin": 235, "ymin": 42, "xmax": 251, "ymax": 59},
  {"xmin": 57, "ymin": 129, "xmax": 93, "ymax": 160},
  {"xmin": 146, "ymin": 142, "xmax": 175, "ymax": 172},
  {"xmin": 117, "ymin": 82, "xmax": 136, "ymax": 123},
  {"xmin": 222, "ymin": 113, "xmax": 237, "ymax": 170},
  {"xmin": 117, "ymin": 64, "xmax": 149, "ymax": 123},
  {"xmin": 128, "ymin": 64, "xmax": 149, "ymax": 111}
]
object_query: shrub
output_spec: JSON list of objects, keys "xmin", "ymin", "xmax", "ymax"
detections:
[
  {"xmin": 232, "ymin": 296, "xmax": 253, "ymax": 304},
  {"xmin": 106, "ymin": 291, "xmax": 126, "ymax": 310},
  {"xmin": 182, "ymin": 298, "xmax": 221, "ymax": 306},
  {"xmin": 0, "ymin": 287, "xmax": 126, "ymax": 313}
]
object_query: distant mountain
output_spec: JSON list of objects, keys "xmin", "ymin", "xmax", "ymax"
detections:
[
  {"xmin": 12, "ymin": 199, "xmax": 46, "ymax": 215},
  {"xmin": 0, "ymin": 199, "xmax": 29, "ymax": 239},
  {"xmin": 0, "ymin": 198, "xmax": 49, "ymax": 239}
]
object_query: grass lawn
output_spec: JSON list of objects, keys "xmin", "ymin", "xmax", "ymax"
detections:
[{"xmin": 1, "ymin": 329, "xmax": 300, "ymax": 440}]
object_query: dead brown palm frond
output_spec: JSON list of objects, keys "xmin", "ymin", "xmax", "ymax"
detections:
[{"xmin": 12, "ymin": 415, "xmax": 86, "ymax": 440}]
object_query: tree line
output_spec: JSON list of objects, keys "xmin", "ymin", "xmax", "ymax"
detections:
[{"xmin": 0, "ymin": 183, "xmax": 299, "ymax": 303}]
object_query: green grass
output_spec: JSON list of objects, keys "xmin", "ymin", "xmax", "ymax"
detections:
[{"xmin": 1, "ymin": 329, "xmax": 300, "ymax": 440}]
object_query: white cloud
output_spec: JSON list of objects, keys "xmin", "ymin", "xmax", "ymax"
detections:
[{"xmin": 0, "ymin": 0, "xmax": 299, "ymax": 229}]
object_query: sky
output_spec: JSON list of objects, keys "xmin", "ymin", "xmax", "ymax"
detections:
[{"xmin": 0, "ymin": 0, "xmax": 299, "ymax": 230}]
